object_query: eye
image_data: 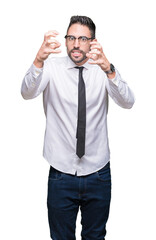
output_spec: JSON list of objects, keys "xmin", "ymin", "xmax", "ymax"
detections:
[
  {"xmin": 69, "ymin": 36, "xmax": 75, "ymax": 41},
  {"xmin": 80, "ymin": 36, "xmax": 88, "ymax": 42}
]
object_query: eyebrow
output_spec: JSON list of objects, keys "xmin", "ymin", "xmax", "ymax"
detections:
[{"xmin": 65, "ymin": 35, "xmax": 93, "ymax": 39}]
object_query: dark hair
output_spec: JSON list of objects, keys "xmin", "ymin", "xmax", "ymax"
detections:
[{"xmin": 67, "ymin": 15, "xmax": 96, "ymax": 39}]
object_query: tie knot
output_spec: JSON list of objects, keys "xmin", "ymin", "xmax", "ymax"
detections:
[{"xmin": 75, "ymin": 66, "xmax": 84, "ymax": 72}]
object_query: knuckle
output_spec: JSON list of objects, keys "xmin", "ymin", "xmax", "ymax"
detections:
[
  {"xmin": 44, "ymin": 32, "xmax": 49, "ymax": 37},
  {"xmin": 44, "ymin": 33, "xmax": 48, "ymax": 41}
]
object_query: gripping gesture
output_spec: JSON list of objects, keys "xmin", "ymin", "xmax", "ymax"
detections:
[
  {"xmin": 86, "ymin": 40, "xmax": 116, "ymax": 78},
  {"xmin": 34, "ymin": 30, "xmax": 61, "ymax": 68}
]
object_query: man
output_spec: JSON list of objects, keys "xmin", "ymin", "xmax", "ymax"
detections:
[{"xmin": 21, "ymin": 16, "xmax": 135, "ymax": 240}]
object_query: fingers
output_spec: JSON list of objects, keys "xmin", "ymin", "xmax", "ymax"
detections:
[
  {"xmin": 47, "ymin": 38, "xmax": 60, "ymax": 45},
  {"xmin": 86, "ymin": 52, "xmax": 98, "ymax": 60},
  {"xmin": 87, "ymin": 40, "xmax": 107, "ymax": 64},
  {"xmin": 49, "ymin": 48, "xmax": 62, "ymax": 54},
  {"xmin": 90, "ymin": 41, "xmax": 103, "ymax": 53},
  {"xmin": 87, "ymin": 48, "xmax": 101, "ymax": 62},
  {"xmin": 87, "ymin": 59, "xmax": 99, "ymax": 64},
  {"xmin": 44, "ymin": 30, "xmax": 61, "ymax": 47},
  {"xmin": 48, "ymin": 40, "xmax": 61, "ymax": 50},
  {"xmin": 44, "ymin": 30, "xmax": 61, "ymax": 52},
  {"xmin": 87, "ymin": 41, "xmax": 103, "ymax": 60},
  {"xmin": 87, "ymin": 52, "xmax": 99, "ymax": 64},
  {"xmin": 44, "ymin": 30, "xmax": 59, "ymax": 41}
]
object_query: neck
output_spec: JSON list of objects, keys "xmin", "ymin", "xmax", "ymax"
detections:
[{"xmin": 75, "ymin": 58, "xmax": 89, "ymax": 66}]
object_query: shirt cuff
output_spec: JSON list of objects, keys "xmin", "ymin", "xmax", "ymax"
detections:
[
  {"xmin": 31, "ymin": 64, "xmax": 43, "ymax": 77},
  {"xmin": 108, "ymin": 69, "xmax": 120, "ymax": 87}
]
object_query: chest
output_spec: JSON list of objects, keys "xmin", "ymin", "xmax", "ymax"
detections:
[{"xmin": 48, "ymin": 67, "xmax": 107, "ymax": 108}]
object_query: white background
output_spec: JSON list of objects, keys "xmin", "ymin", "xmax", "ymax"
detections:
[{"xmin": 0, "ymin": 0, "xmax": 156, "ymax": 239}]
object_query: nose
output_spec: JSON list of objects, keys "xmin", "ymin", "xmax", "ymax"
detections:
[{"xmin": 74, "ymin": 38, "xmax": 80, "ymax": 48}]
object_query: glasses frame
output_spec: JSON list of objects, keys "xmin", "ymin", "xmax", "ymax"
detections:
[{"xmin": 64, "ymin": 35, "xmax": 94, "ymax": 44}]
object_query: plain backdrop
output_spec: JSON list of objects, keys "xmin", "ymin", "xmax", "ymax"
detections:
[{"xmin": 0, "ymin": 0, "xmax": 156, "ymax": 239}]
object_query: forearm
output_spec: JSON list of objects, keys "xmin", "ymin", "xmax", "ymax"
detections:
[
  {"xmin": 106, "ymin": 70, "xmax": 135, "ymax": 109},
  {"xmin": 33, "ymin": 57, "xmax": 44, "ymax": 68},
  {"xmin": 21, "ymin": 64, "xmax": 43, "ymax": 100}
]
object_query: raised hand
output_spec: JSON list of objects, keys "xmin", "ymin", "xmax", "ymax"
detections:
[
  {"xmin": 34, "ymin": 30, "xmax": 61, "ymax": 68},
  {"xmin": 86, "ymin": 40, "xmax": 111, "ymax": 72}
]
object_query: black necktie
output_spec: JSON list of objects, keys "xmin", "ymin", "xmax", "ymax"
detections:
[{"xmin": 75, "ymin": 67, "xmax": 86, "ymax": 158}]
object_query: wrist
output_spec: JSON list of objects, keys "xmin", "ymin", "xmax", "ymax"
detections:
[
  {"xmin": 33, "ymin": 56, "xmax": 44, "ymax": 68},
  {"xmin": 106, "ymin": 71, "xmax": 116, "ymax": 79},
  {"xmin": 103, "ymin": 63, "xmax": 116, "ymax": 79},
  {"xmin": 104, "ymin": 63, "xmax": 115, "ymax": 74}
]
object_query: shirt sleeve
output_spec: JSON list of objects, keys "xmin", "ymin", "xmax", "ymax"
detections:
[
  {"xmin": 105, "ymin": 69, "xmax": 135, "ymax": 109},
  {"xmin": 21, "ymin": 62, "xmax": 49, "ymax": 100}
]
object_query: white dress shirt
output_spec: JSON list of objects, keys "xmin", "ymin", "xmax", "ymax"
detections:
[{"xmin": 21, "ymin": 56, "xmax": 135, "ymax": 176}]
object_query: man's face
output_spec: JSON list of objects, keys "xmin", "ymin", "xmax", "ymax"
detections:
[{"xmin": 66, "ymin": 23, "xmax": 93, "ymax": 66}]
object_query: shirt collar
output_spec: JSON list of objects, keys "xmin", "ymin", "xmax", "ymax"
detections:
[{"xmin": 66, "ymin": 56, "xmax": 93, "ymax": 70}]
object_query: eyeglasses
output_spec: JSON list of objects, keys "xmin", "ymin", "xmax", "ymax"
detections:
[{"xmin": 64, "ymin": 35, "xmax": 94, "ymax": 45}]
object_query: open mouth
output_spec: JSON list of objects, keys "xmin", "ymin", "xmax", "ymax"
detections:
[
  {"xmin": 72, "ymin": 50, "xmax": 82, "ymax": 57},
  {"xmin": 68, "ymin": 48, "xmax": 87, "ymax": 63}
]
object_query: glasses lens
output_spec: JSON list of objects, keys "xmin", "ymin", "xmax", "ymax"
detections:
[
  {"xmin": 68, "ymin": 36, "xmax": 75, "ymax": 41},
  {"xmin": 65, "ymin": 35, "xmax": 91, "ymax": 44},
  {"xmin": 79, "ymin": 36, "xmax": 88, "ymax": 44}
]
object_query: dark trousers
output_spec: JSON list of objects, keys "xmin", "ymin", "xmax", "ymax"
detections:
[{"xmin": 47, "ymin": 162, "xmax": 111, "ymax": 240}]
